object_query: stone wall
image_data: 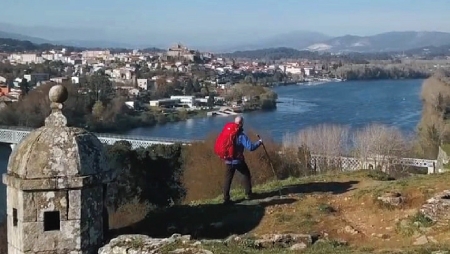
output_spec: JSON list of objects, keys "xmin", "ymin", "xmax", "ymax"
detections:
[
  {"xmin": 98, "ymin": 233, "xmax": 316, "ymax": 254},
  {"xmin": 420, "ymin": 190, "xmax": 450, "ymax": 225}
]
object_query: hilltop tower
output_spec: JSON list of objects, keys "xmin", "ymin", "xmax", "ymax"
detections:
[{"xmin": 3, "ymin": 84, "xmax": 114, "ymax": 253}]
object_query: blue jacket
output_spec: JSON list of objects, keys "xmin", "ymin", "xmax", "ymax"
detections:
[{"xmin": 225, "ymin": 129, "xmax": 262, "ymax": 165}]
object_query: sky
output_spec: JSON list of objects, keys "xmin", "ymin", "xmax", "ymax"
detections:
[{"xmin": 1, "ymin": 0, "xmax": 450, "ymax": 48}]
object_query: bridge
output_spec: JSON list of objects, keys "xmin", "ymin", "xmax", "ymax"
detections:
[{"xmin": 0, "ymin": 126, "xmax": 199, "ymax": 150}]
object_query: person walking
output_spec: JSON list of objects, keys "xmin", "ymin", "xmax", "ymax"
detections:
[{"xmin": 221, "ymin": 116, "xmax": 263, "ymax": 205}]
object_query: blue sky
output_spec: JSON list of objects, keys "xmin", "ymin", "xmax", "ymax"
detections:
[{"xmin": 1, "ymin": 0, "xmax": 449, "ymax": 47}]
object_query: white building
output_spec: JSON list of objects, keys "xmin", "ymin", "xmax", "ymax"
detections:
[
  {"xmin": 71, "ymin": 77, "xmax": 80, "ymax": 84},
  {"xmin": 170, "ymin": 95, "xmax": 196, "ymax": 108},
  {"xmin": 149, "ymin": 98, "xmax": 180, "ymax": 107},
  {"xmin": 23, "ymin": 73, "xmax": 50, "ymax": 84},
  {"xmin": 137, "ymin": 78, "xmax": 155, "ymax": 91},
  {"xmin": 21, "ymin": 54, "xmax": 43, "ymax": 64}
]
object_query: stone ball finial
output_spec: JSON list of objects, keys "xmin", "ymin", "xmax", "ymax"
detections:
[{"xmin": 49, "ymin": 84, "xmax": 69, "ymax": 104}]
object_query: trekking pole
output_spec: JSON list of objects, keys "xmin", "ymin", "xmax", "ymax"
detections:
[{"xmin": 257, "ymin": 134, "xmax": 283, "ymax": 197}]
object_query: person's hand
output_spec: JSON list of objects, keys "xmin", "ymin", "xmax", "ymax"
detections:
[{"xmin": 259, "ymin": 139, "xmax": 263, "ymax": 144}]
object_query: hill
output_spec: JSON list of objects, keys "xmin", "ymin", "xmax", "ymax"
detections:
[
  {"xmin": 105, "ymin": 170, "xmax": 450, "ymax": 253},
  {"xmin": 220, "ymin": 42, "xmax": 450, "ymax": 61},
  {"xmin": 0, "ymin": 37, "xmax": 84, "ymax": 53},
  {"xmin": 0, "ymin": 37, "xmax": 165, "ymax": 53},
  {"xmin": 220, "ymin": 31, "xmax": 331, "ymax": 52},
  {"xmin": 404, "ymin": 44, "xmax": 450, "ymax": 58},
  {"xmin": 0, "ymin": 30, "xmax": 51, "ymax": 44},
  {"xmin": 220, "ymin": 47, "xmax": 395, "ymax": 61},
  {"xmin": 307, "ymin": 31, "xmax": 450, "ymax": 53}
]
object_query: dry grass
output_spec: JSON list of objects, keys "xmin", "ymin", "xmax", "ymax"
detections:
[{"xmin": 108, "ymin": 197, "xmax": 154, "ymax": 230}]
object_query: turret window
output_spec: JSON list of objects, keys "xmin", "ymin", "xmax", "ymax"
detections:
[
  {"xmin": 43, "ymin": 211, "xmax": 60, "ymax": 231},
  {"xmin": 12, "ymin": 208, "xmax": 17, "ymax": 227}
]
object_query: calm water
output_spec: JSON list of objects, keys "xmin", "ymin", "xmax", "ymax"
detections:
[
  {"xmin": 126, "ymin": 79, "xmax": 423, "ymax": 140},
  {"xmin": 0, "ymin": 79, "xmax": 424, "ymax": 219}
]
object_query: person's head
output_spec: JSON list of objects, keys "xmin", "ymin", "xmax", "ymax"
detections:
[{"xmin": 234, "ymin": 115, "xmax": 244, "ymax": 128}]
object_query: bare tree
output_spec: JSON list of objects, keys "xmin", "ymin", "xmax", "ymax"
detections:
[
  {"xmin": 292, "ymin": 124, "xmax": 350, "ymax": 157},
  {"xmin": 282, "ymin": 124, "xmax": 351, "ymax": 172},
  {"xmin": 352, "ymin": 124, "xmax": 408, "ymax": 171}
]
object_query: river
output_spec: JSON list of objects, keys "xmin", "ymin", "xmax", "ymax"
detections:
[
  {"xmin": 0, "ymin": 79, "xmax": 424, "ymax": 219},
  {"xmin": 125, "ymin": 79, "xmax": 423, "ymax": 140}
]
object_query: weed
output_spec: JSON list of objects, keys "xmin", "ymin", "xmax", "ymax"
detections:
[
  {"xmin": 396, "ymin": 212, "xmax": 435, "ymax": 236},
  {"xmin": 317, "ymin": 203, "xmax": 336, "ymax": 214},
  {"xmin": 366, "ymin": 170, "xmax": 395, "ymax": 181},
  {"xmin": 410, "ymin": 212, "xmax": 434, "ymax": 228},
  {"xmin": 275, "ymin": 213, "xmax": 295, "ymax": 223}
]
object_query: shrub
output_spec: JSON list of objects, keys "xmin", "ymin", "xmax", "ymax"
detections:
[{"xmin": 105, "ymin": 141, "xmax": 186, "ymax": 223}]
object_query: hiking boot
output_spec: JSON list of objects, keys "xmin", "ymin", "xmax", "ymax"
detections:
[
  {"xmin": 245, "ymin": 193, "xmax": 256, "ymax": 200},
  {"xmin": 223, "ymin": 199, "xmax": 234, "ymax": 205}
]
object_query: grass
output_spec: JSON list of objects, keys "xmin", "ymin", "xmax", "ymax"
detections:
[
  {"xmin": 159, "ymin": 241, "xmax": 450, "ymax": 254},
  {"xmin": 396, "ymin": 212, "xmax": 436, "ymax": 237},
  {"xmin": 109, "ymin": 170, "xmax": 450, "ymax": 254}
]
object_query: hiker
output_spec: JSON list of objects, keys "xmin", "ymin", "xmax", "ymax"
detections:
[{"xmin": 215, "ymin": 116, "xmax": 263, "ymax": 205}]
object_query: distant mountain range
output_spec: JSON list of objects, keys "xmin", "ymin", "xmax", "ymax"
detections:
[
  {"xmin": 1, "ymin": 25, "xmax": 450, "ymax": 54},
  {"xmin": 219, "ymin": 31, "xmax": 332, "ymax": 52},
  {"xmin": 0, "ymin": 30, "xmax": 51, "ymax": 44},
  {"xmin": 305, "ymin": 31, "xmax": 450, "ymax": 53}
]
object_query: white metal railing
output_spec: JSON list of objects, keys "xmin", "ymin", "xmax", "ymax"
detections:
[
  {"xmin": 309, "ymin": 154, "xmax": 438, "ymax": 173},
  {"xmin": 0, "ymin": 126, "xmax": 200, "ymax": 147}
]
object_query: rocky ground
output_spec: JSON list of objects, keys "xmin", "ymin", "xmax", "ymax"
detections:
[{"xmin": 104, "ymin": 170, "xmax": 450, "ymax": 253}]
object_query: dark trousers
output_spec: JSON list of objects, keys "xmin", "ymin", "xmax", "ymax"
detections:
[{"xmin": 223, "ymin": 161, "xmax": 252, "ymax": 201}]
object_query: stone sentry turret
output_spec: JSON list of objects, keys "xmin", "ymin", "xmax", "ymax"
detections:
[{"xmin": 3, "ymin": 84, "xmax": 114, "ymax": 254}]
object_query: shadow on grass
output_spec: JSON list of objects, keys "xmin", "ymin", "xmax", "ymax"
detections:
[
  {"xmin": 252, "ymin": 180, "xmax": 360, "ymax": 200},
  {"xmin": 109, "ymin": 197, "xmax": 296, "ymax": 240}
]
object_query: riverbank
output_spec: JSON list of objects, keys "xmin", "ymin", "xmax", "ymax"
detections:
[
  {"xmin": 271, "ymin": 76, "xmax": 430, "ymax": 88},
  {"xmin": 92, "ymin": 109, "xmax": 209, "ymax": 133}
]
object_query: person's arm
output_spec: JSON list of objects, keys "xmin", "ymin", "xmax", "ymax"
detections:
[{"xmin": 238, "ymin": 133, "xmax": 262, "ymax": 151}]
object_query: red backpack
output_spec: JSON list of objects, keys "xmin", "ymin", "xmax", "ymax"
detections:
[{"xmin": 214, "ymin": 122, "xmax": 241, "ymax": 160}]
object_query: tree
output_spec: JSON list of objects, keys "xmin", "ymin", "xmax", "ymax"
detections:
[
  {"xmin": 183, "ymin": 79, "xmax": 194, "ymax": 95},
  {"xmin": 19, "ymin": 78, "xmax": 30, "ymax": 97},
  {"xmin": 193, "ymin": 79, "xmax": 201, "ymax": 92},
  {"xmin": 84, "ymin": 71, "xmax": 115, "ymax": 104},
  {"xmin": 207, "ymin": 94, "xmax": 215, "ymax": 108},
  {"xmin": 92, "ymin": 101, "xmax": 105, "ymax": 121}
]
